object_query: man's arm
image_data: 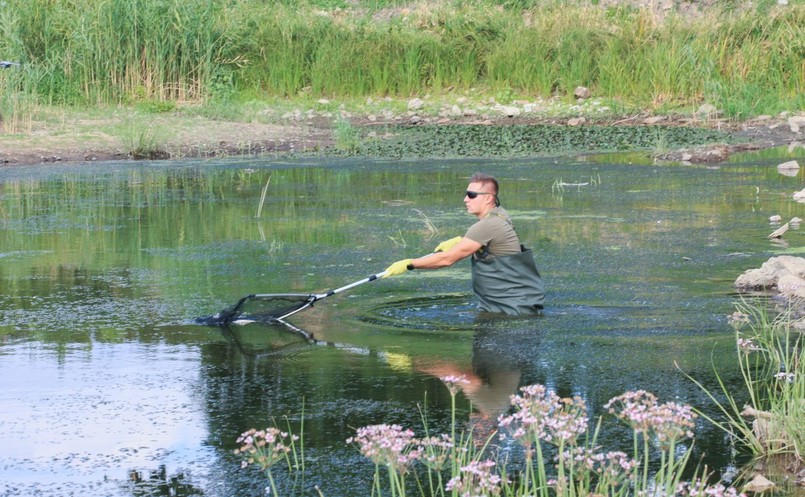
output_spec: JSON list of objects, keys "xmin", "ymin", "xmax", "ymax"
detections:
[{"xmin": 409, "ymin": 238, "xmax": 481, "ymax": 269}]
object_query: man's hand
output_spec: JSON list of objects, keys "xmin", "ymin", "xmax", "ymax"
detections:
[
  {"xmin": 383, "ymin": 259, "xmax": 413, "ymax": 278},
  {"xmin": 433, "ymin": 236, "xmax": 463, "ymax": 253}
]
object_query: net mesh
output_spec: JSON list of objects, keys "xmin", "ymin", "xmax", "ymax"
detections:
[{"xmin": 197, "ymin": 294, "xmax": 314, "ymax": 326}]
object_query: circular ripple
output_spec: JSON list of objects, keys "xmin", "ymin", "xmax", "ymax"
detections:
[{"xmin": 359, "ymin": 294, "xmax": 478, "ymax": 331}]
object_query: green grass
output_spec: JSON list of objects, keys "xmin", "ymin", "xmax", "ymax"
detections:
[
  {"xmin": 118, "ymin": 121, "xmax": 170, "ymax": 159},
  {"xmin": 0, "ymin": 0, "xmax": 802, "ymax": 122}
]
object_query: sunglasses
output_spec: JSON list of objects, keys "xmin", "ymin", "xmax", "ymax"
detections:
[{"xmin": 465, "ymin": 190, "xmax": 495, "ymax": 199}]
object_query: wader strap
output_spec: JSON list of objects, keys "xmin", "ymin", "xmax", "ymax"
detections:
[{"xmin": 475, "ymin": 210, "xmax": 516, "ymax": 261}]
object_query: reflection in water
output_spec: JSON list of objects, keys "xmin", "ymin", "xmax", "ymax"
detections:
[
  {"xmin": 418, "ymin": 315, "xmax": 540, "ymax": 443},
  {"xmin": 128, "ymin": 465, "xmax": 202, "ymax": 497}
]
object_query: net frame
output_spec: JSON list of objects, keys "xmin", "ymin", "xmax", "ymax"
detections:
[
  {"xmin": 200, "ymin": 271, "xmax": 387, "ymax": 326},
  {"xmin": 218, "ymin": 293, "xmax": 316, "ymax": 324}
]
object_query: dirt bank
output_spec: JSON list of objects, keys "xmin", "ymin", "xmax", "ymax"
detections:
[{"xmin": 1, "ymin": 107, "xmax": 803, "ymax": 166}]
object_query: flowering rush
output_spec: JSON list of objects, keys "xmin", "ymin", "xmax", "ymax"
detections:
[
  {"xmin": 346, "ymin": 423, "xmax": 423, "ymax": 473},
  {"xmin": 677, "ymin": 478, "xmax": 747, "ymax": 497},
  {"xmin": 728, "ymin": 311, "xmax": 750, "ymax": 327},
  {"xmin": 498, "ymin": 384, "xmax": 588, "ymax": 447},
  {"xmin": 774, "ymin": 372, "xmax": 796, "ymax": 383},
  {"xmin": 544, "ymin": 396, "xmax": 589, "ymax": 445},
  {"xmin": 234, "ymin": 427, "xmax": 298, "ymax": 470},
  {"xmin": 445, "ymin": 459, "xmax": 504, "ymax": 497},
  {"xmin": 736, "ymin": 337, "xmax": 762, "ymax": 353},
  {"xmin": 604, "ymin": 391, "xmax": 697, "ymax": 444},
  {"xmin": 561, "ymin": 446, "xmax": 638, "ymax": 480},
  {"xmin": 418, "ymin": 434, "xmax": 454, "ymax": 471},
  {"xmin": 440, "ymin": 374, "xmax": 471, "ymax": 396}
]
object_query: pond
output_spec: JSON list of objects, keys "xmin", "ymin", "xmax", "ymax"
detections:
[{"xmin": 1, "ymin": 148, "xmax": 803, "ymax": 496}]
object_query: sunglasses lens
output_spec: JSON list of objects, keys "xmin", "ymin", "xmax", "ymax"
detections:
[{"xmin": 466, "ymin": 191, "xmax": 478, "ymax": 199}]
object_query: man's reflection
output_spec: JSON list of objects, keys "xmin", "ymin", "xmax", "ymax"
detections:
[
  {"xmin": 420, "ymin": 316, "xmax": 541, "ymax": 440},
  {"xmin": 222, "ymin": 314, "xmax": 541, "ymax": 441}
]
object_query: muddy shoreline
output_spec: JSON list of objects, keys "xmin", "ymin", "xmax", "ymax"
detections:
[{"xmin": 1, "ymin": 111, "xmax": 803, "ymax": 167}]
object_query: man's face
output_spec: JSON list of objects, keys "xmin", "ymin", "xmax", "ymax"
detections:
[{"xmin": 464, "ymin": 181, "xmax": 496, "ymax": 216}]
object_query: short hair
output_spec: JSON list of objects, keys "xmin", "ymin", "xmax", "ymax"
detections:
[{"xmin": 470, "ymin": 172, "xmax": 499, "ymax": 195}]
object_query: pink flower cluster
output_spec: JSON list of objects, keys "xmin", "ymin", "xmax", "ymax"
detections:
[
  {"xmin": 604, "ymin": 391, "xmax": 697, "ymax": 446},
  {"xmin": 441, "ymin": 374, "xmax": 471, "ymax": 396},
  {"xmin": 562, "ymin": 446, "xmax": 638, "ymax": 480},
  {"xmin": 418, "ymin": 434, "xmax": 454, "ymax": 471},
  {"xmin": 774, "ymin": 372, "xmax": 796, "ymax": 383},
  {"xmin": 728, "ymin": 311, "xmax": 750, "ymax": 328},
  {"xmin": 737, "ymin": 338, "xmax": 759, "ymax": 353},
  {"xmin": 347, "ymin": 425, "xmax": 459, "ymax": 473},
  {"xmin": 234, "ymin": 427, "xmax": 298, "ymax": 470},
  {"xmin": 677, "ymin": 479, "xmax": 746, "ymax": 497},
  {"xmin": 498, "ymin": 384, "xmax": 589, "ymax": 447},
  {"xmin": 347, "ymin": 424, "xmax": 423, "ymax": 474},
  {"xmin": 445, "ymin": 459, "xmax": 504, "ymax": 497}
]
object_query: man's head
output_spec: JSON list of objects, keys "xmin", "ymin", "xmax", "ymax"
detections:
[
  {"xmin": 465, "ymin": 172, "xmax": 500, "ymax": 216},
  {"xmin": 469, "ymin": 172, "xmax": 499, "ymax": 197}
]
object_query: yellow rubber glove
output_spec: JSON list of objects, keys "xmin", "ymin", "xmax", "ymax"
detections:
[
  {"xmin": 383, "ymin": 259, "xmax": 413, "ymax": 278},
  {"xmin": 434, "ymin": 236, "xmax": 462, "ymax": 253}
]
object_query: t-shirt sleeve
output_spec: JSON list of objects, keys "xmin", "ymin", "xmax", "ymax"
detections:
[{"xmin": 464, "ymin": 219, "xmax": 495, "ymax": 247}]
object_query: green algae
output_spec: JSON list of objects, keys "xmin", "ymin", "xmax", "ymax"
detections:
[{"xmin": 325, "ymin": 124, "xmax": 735, "ymax": 158}]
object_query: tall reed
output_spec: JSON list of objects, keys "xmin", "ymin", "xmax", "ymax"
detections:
[
  {"xmin": 2, "ymin": 0, "xmax": 234, "ymax": 103},
  {"xmin": 1, "ymin": 0, "xmax": 802, "ymax": 118}
]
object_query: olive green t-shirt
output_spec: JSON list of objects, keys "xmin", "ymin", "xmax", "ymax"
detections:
[{"xmin": 464, "ymin": 207, "xmax": 521, "ymax": 258}]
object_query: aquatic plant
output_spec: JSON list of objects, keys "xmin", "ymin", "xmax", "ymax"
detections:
[
  {"xmin": 234, "ymin": 426, "xmax": 300, "ymax": 496},
  {"xmin": 413, "ymin": 208, "xmax": 439, "ymax": 240},
  {"xmin": 347, "ymin": 423, "xmax": 422, "ymax": 497},
  {"xmin": 686, "ymin": 300, "xmax": 804, "ymax": 487},
  {"xmin": 551, "ymin": 174, "xmax": 601, "ymax": 195},
  {"xmin": 231, "ymin": 371, "xmax": 749, "ymax": 497},
  {"xmin": 605, "ymin": 391, "xmax": 697, "ymax": 495},
  {"xmin": 446, "ymin": 459, "xmax": 503, "ymax": 496},
  {"xmin": 237, "ymin": 374, "xmax": 748, "ymax": 496},
  {"xmin": 333, "ymin": 118, "xmax": 363, "ymax": 153},
  {"xmin": 328, "ymin": 124, "xmax": 734, "ymax": 159},
  {"xmin": 256, "ymin": 176, "xmax": 272, "ymax": 219},
  {"xmin": 343, "ymin": 382, "xmax": 734, "ymax": 497},
  {"xmin": 119, "ymin": 122, "xmax": 170, "ymax": 159}
]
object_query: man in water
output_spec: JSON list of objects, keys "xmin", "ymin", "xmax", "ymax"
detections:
[{"xmin": 384, "ymin": 172, "xmax": 545, "ymax": 315}]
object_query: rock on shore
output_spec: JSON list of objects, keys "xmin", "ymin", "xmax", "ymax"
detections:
[{"xmin": 734, "ymin": 255, "xmax": 805, "ymax": 300}]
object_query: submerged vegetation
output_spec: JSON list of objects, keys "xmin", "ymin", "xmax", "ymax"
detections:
[{"xmin": 0, "ymin": 0, "xmax": 803, "ymax": 134}]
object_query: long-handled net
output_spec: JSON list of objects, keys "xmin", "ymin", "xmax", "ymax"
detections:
[{"xmin": 196, "ymin": 271, "xmax": 387, "ymax": 326}]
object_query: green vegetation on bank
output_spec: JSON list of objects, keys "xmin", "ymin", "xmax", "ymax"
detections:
[
  {"xmin": 695, "ymin": 303, "xmax": 804, "ymax": 482},
  {"xmin": 0, "ymin": 0, "xmax": 802, "ymax": 131},
  {"xmin": 329, "ymin": 123, "xmax": 734, "ymax": 157}
]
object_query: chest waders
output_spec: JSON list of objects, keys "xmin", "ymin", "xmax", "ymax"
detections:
[{"xmin": 471, "ymin": 247, "xmax": 545, "ymax": 315}]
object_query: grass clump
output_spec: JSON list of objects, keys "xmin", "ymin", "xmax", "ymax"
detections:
[
  {"xmin": 333, "ymin": 117, "xmax": 364, "ymax": 153},
  {"xmin": 119, "ymin": 122, "xmax": 170, "ymax": 159},
  {"xmin": 687, "ymin": 300, "xmax": 804, "ymax": 491}
]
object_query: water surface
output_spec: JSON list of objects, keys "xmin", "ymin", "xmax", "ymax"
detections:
[{"xmin": 1, "ymin": 149, "xmax": 803, "ymax": 496}]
